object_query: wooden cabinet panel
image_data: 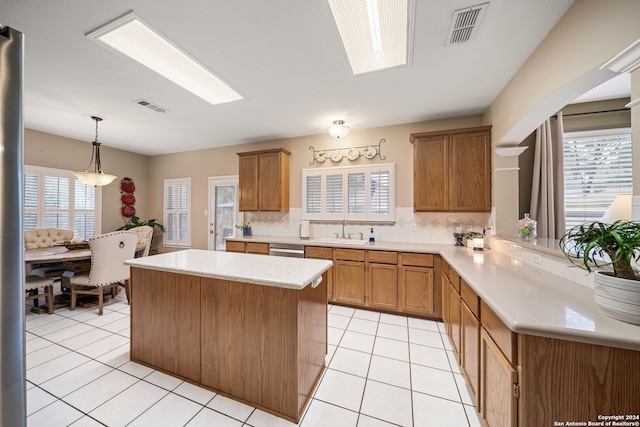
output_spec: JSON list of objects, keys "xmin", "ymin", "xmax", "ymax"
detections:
[
  {"xmin": 481, "ymin": 300, "xmax": 517, "ymax": 364},
  {"xmin": 480, "ymin": 328, "xmax": 518, "ymax": 427},
  {"xmin": 226, "ymin": 241, "xmax": 246, "ymax": 253},
  {"xmin": 246, "ymin": 242, "xmax": 269, "ymax": 255},
  {"xmin": 399, "ymin": 252, "xmax": 433, "ymax": 267},
  {"xmin": 449, "ymin": 282, "xmax": 461, "ymax": 362},
  {"xmin": 451, "ymin": 130, "xmax": 491, "ymax": 212},
  {"xmin": 398, "ymin": 265, "xmax": 435, "ymax": 317},
  {"xmin": 238, "ymin": 154, "xmax": 259, "ymax": 211},
  {"xmin": 333, "ymin": 260, "xmax": 365, "ymax": 305},
  {"xmin": 367, "ymin": 250, "xmax": 397, "ymax": 264},
  {"xmin": 306, "ymin": 246, "xmax": 334, "ymax": 301},
  {"xmin": 238, "ymin": 148, "xmax": 290, "ymax": 212},
  {"xmin": 460, "ymin": 279, "xmax": 480, "ymax": 318},
  {"xmin": 367, "ymin": 263, "xmax": 398, "ymax": 310},
  {"xmin": 461, "ymin": 301, "xmax": 480, "ymax": 408},
  {"xmin": 441, "ymin": 272, "xmax": 450, "ymax": 326},
  {"xmin": 130, "ymin": 268, "xmax": 201, "ymax": 382},
  {"xmin": 335, "ymin": 248, "xmax": 365, "ymax": 262},
  {"xmin": 410, "ymin": 126, "xmax": 491, "ymax": 212}
]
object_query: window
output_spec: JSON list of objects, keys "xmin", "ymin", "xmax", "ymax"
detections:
[
  {"xmin": 24, "ymin": 166, "xmax": 100, "ymax": 239},
  {"xmin": 302, "ymin": 163, "xmax": 395, "ymax": 222},
  {"xmin": 564, "ymin": 128, "xmax": 632, "ymax": 229},
  {"xmin": 164, "ymin": 178, "xmax": 191, "ymax": 246}
]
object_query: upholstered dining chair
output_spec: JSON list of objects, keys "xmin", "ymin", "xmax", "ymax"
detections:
[
  {"xmin": 62, "ymin": 231, "xmax": 138, "ymax": 315},
  {"xmin": 129, "ymin": 225, "xmax": 154, "ymax": 257},
  {"xmin": 25, "ymin": 275, "xmax": 55, "ymax": 314},
  {"xmin": 25, "ymin": 228, "xmax": 75, "ymax": 278}
]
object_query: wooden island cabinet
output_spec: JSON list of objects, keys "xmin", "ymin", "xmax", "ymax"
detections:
[{"xmin": 126, "ymin": 250, "xmax": 331, "ymax": 423}]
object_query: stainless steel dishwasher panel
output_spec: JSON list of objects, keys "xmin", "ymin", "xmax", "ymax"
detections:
[{"xmin": 269, "ymin": 243, "xmax": 305, "ymax": 258}]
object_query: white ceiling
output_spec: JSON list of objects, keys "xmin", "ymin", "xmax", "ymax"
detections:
[{"xmin": 6, "ymin": 0, "xmax": 621, "ymax": 156}]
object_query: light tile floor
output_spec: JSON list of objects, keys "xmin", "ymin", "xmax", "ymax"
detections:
[{"xmin": 25, "ymin": 291, "xmax": 482, "ymax": 426}]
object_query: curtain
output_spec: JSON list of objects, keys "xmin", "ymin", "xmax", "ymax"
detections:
[{"xmin": 530, "ymin": 112, "xmax": 565, "ymax": 239}]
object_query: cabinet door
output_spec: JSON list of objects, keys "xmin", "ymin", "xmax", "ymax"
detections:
[
  {"xmin": 480, "ymin": 328, "xmax": 518, "ymax": 427},
  {"xmin": 449, "ymin": 283, "xmax": 461, "ymax": 363},
  {"xmin": 441, "ymin": 272, "xmax": 450, "ymax": 327},
  {"xmin": 238, "ymin": 154, "xmax": 259, "ymax": 211},
  {"xmin": 306, "ymin": 247, "xmax": 334, "ymax": 301},
  {"xmin": 333, "ymin": 260, "xmax": 365, "ymax": 305},
  {"xmin": 367, "ymin": 263, "xmax": 398, "ymax": 311},
  {"xmin": 461, "ymin": 301, "xmax": 480, "ymax": 408},
  {"xmin": 413, "ymin": 136, "xmax": 448, "ymax": 211},
  {"xmin": 398, "ymin": 265, "xmax": 435, "ymax": 316},
  {"xmin": 258, "ymin": 152, "xmax": 283, "ymax": 211},
  {"xmin": 450, "ymin": 131, "xmax": 491, "ymax": 211}
]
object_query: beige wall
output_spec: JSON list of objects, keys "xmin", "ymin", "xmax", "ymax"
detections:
[
  {"xmin": 150, "ymin": 116, "xmax": 483, "ymax": 250},
  {"xmin": 483, "ymin": 0, "xmax": 640, "ymax": 234},
  {"xmin": 24, "ymin": 129, "xmax": 151, "ymax": 233}
]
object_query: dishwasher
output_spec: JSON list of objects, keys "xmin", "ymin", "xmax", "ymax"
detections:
[{"xmin": 268, "ymin": 242, "xmax": 305, "ymax": 258}]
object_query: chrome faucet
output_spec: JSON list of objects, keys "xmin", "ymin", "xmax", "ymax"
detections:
[{"xmin": 341, "ymin": 219, "xmax": 347, "ymax": 239}]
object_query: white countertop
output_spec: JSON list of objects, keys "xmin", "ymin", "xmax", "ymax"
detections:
[
  {"xmin": 227, "ymin": 235, "xmax": 640, "ymax": 351},
  {"xmin": 125, "ymin": 249, "xmax": 332, "ymax": 290}
]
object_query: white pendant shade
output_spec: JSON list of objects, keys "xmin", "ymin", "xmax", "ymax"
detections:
[
  {"xmin": 600, "ymin": 195, "xmax": 632, "ymax": 223},
  {"xmin": 73, "ymin": 171, "xmax": 117, "ymax": 186},
  {"xmin": 328, "ymin": 120, "xmax": 351, "ymax": 139}
]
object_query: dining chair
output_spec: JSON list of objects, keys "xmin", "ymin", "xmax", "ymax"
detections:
[
  {"xmin": 25, "ymin": 228, "xmax": 75, "ymax": 278},
  {"xmin": 25, "ymin": 275, "xmax": 55, "ymax": 314},
  {"xmin": 123, "ymin": 225, "xmax": 154, "ymax": 304},
  {"xmin": 62, "ymin": 231, "xmax": 138, "ymax": 315}
]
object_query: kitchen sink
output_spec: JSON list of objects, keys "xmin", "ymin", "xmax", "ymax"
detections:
[{"xmin": 309, "ymin": 237, "xmax": 368, "ymax": 246}]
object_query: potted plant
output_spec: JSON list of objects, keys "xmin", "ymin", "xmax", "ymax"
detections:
[
  {"xmin": 559, "ymin": 220, "xmax": 640, "ymax": 325},
  {"xmin": 235, "ymin": 222, "xmax": 251, "ymax": 237},
  {"xmin": 116, "ymin": 216, "xmax": 165, "ymax": 251}
]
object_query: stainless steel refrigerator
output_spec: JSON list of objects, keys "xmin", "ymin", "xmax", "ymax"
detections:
[{"xmin": 0, "ymin": 25, "xmax": 26, "ymax": 427}]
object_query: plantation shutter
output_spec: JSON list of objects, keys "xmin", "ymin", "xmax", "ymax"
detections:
[
  {"xmin": 24, "ymin": 172, "xmax": 39, "ymax": 232},
  {"xmin": 164, "ymin": 178, "xmax": 191, "ymax": 246}
]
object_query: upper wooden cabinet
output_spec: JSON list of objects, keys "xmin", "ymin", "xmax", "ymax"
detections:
[
  {"xmin": 237, "ymin": 148, "xmax": 290, "ymax": 212},
  {"xmin": 410, "ymin": 126, "xmax": 491, "ymax": 212}
]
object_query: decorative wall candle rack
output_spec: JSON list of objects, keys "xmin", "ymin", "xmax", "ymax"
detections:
[{"xmin": 308, "ymin": 139, "xmax": 386, "ymax": 165}]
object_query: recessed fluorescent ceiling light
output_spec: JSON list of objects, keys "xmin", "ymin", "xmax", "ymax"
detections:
[
  {"xmin": 328, "ymin": 0, "xmax": 411, "ymax": 75},
  {"xmin": 86, "ymin": 11, "xmax": 243, "ymax": 106}
]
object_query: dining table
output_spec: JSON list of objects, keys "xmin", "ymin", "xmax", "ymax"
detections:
[{"xmin": 24, "ymin": 243, "xmax": 146, "ymax": 313}]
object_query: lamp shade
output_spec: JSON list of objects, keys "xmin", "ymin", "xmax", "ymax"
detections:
[
  {"xmin": 73, "ymin": 171, "xmax": 117, "ymax": 186},
  {"xmin": 328, "ymin": 120, "xmax": 350, "ymax": 139},
  {"xmin": 600, "ymin": 195, "xmax": 632, "ymax": 223}
]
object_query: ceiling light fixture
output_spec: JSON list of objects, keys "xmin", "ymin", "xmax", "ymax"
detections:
[
  {"xmin": 328, "ymin": 120, "xmax": 351, "ymax": 139},
  {"xmin": 73, "ymin": 116, "xmax": 117, "ymax": 187},
  {"xmin": 86, "ymin": 11, "xmax": 243, "ymax": 106},
  {"xmin": 328, "ymin": 0, "xmax": 413, "ymax": 75}
]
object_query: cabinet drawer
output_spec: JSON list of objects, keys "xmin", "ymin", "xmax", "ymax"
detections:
[
  {"xmin": 481, "ymin": 300, "xmax": 517, "ymax": 364},
  {"xmin": 367, "ymin": 250, "xmax": 398, "ymax": 264},
  {"xmin": 306, "ymin": 246, "xmax": 333, "ymax": 259},
  {"xmin": 334, "ymin": 248, "xmax": 365, "ymax": 262},
  {"xmin": 226, "ymin": 241, "xmax": 245, "ymax": 253},
  {"xmin": 441, "ymin": 261, "xmax": 450, "ymax": 279},
  {"xmin": 449, "ymin": 269, "xmax": 460, "ymax": 292},
  {"xmin": 400, "ymin": 253, "xmax": 433, "ymax": 267},
  {"xmin": 246, "ymin": 242, "xmax": 269, "ymax": 255},
  {"xmin": 460, "ymin": 279, "xmax": 480, "ymax": 318}
]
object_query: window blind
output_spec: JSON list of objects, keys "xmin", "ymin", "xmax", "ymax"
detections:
[
  {"xmin": 326, "ymin": 174, "xmax": 343, "ymax": 215},
  {"xmin": 564, "ymin": 129, "xmax": 632, "ymax": 229}
]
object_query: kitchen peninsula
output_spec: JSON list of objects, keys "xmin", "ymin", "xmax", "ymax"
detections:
[{"xmin": 124, "ymin": 249, "xmax": 332, "ymax": 423}]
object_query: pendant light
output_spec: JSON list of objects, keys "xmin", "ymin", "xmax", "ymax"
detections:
[
  {"xmin": 328, "ymin": 120, "xmax": 350, "ymax": 139},
  {"xmin": 73, "ymin": 116, "xmax": 117, "ymax": 186}
]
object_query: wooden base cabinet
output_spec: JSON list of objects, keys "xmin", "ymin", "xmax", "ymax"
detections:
[
  {"xmin": 333, "ymin": 249, "xmax": 366, "ymax": 305},
  {"xmin": 367, "ymin": 262, "xmax": 398, "ymax": 311},
  {"xmin": 398, "ymin": 253, "xmax": 439, "ymax": 317},
  {"xmin": 305, "ymin": 246, "xmax": 334, "ymax": 300},
  {"xmin": 480, "ymin": 328, "xmax": 518, "ymax": 427},
  {"xmin": 461, "ymin": 302, "xmax": 480, "ymax": 407},
  {"xmin": 225, "ymin": 241, "xmax": 269, "ymax": 255}
]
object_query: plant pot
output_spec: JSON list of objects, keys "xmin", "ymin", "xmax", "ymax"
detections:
[
  {"xmin": 242, "ymin": 227, "xmax": 251, "ymax": 237},
  {"xmin": 594, "ymin": 271, "xmax": 640, "ymax": 326}
]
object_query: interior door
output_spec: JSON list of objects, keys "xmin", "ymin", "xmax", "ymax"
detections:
[{"xmin": 208, "ymin": 176, "xmax": 239, "ymax": 251}]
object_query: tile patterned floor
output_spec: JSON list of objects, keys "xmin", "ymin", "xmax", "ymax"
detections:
[{"xmin": 25, "ymin": 291, "xmax": 482, "ymax": 426}]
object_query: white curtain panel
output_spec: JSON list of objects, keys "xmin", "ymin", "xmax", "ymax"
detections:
[{"xmin": 531, "ymin": 112, "xmax": 565, "ymax": 239}]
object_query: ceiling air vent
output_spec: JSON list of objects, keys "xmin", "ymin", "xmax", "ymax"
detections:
[
  {"xmin": 134, "ymin": 99, "xmax": 168, "ymax": 113},
  {"xmin": 447, "ymin": 3, "xmax": 489, "ymax": 45}
]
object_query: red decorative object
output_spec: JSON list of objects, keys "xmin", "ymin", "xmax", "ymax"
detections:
[
  {"xmin": 121, "ymin": 193, "xmax": 136, "ymax": 206},
  {"xmin": 122, "ymin": 204, "xmax": 136, "ymax": 218},
  {"xmin": 120, "ymin": 179, "xmax": 135, "ymax": 194}
]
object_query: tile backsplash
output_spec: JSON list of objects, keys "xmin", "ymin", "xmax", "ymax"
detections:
[{"xmin": 244, "ymin": 208, "xmax": 490, "ymax": 245}]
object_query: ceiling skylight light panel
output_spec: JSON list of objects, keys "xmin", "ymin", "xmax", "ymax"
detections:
[
  {"xmin": 328, "ymin": 0, "xmax": 411, "ymax": 75},
  {"xmin": 86, "ymin": 11, "xmax": 242, "ymax": 106}
]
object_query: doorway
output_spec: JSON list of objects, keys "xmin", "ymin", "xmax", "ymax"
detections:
[{"xmin": 208, "ymin": 176, "xmax": 239, "ymax": 251}]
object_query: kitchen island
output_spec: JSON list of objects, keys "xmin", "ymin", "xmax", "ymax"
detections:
[{"xmin": 124, "ymin": 249, "xmax": 332, "ymax": 423}]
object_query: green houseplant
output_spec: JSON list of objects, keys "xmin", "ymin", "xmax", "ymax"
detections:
[
  {"xmin": 559, "ymin": 220, "xmax": 640, "ymax": 325},
  {"xmin": 235, "ymin": 222, "xmax": 251, "ymax": 237},
  {"xmin": 116, "ymin": 216, "xmax": 165, "ymax": 250}
]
